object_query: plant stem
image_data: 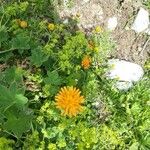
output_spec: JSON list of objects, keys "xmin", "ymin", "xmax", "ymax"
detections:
[{"xmin": 0, "ymin": 48, "xmax": 15, "ymax": 54}]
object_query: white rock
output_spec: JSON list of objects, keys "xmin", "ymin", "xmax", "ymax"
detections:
[
  {"xmin": 107, "ymin": 16, "xmax": 118, "ymax": 31},
  {"xmin": 107, "ymin": 59, "xmax": 144, "ymax": 90},
  {"xmin": 131, "ymin": 7, "xmax": 150, "ymax": 34},
  {"xmin": 107, "ymin": 59, "xmax": 144, "ymax": 82}
]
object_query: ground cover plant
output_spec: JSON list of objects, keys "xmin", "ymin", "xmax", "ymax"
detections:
[{"xmin": 0, "ymin": 1, "xmax": 150, "ymax": 150}]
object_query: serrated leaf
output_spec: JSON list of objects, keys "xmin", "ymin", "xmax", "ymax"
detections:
[
  {"xmin": 47, "ymin": 85, "xmax": 59, "ymax": 96},
  {"xmin": 0, "ymin": 26, "xmax": 8, "ymax": 46},
  {"xmin": 0, "ymin": 84, "xmax": 32, "ymax": 137},
  {"xmin": 30, "ymin": 47, "xmax": 48, "ymax": 67},
  {"xmin": 1, "ymin": 67, "xmax": 25, "ymax": 94},
  {"xmin": 0, "ymin": 85, "xmax": 14, "ymax": 108},
  {"xmin": 0, "ymin": 107, "xmax": 5, "ymax": 123},
  {"xmin": 9, "ymin": 82, "xmax": 25, "ymax": 95},
  {"xmin": 3, "ymin": 112, "xmax": 32, "ymax": 137},
  {"xmin": 3, "ymin": 67, "xmax": 23, "ymax": 84},
  {"xmin": 44, "ymin": 70, "xmax": 62, "ymax": 85},
  {"xmin": 15, "ymin": 94, "xmax": 28, "ymax": 108},
  {"xmin": 11, "ymin": 34, "xmax": 30, "ymax": 54},
  {"xmin": 0, "ymin": 85, "xmax": 28, "ymax": 110}
]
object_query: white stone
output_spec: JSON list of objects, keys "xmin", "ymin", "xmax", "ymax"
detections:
[
  {"xmin": 107, "ymin": 16, "xmax": 118, "ymax": 31},
  {"xmin": 131, "ymin": 7, "xmax": 150, "ymax": 34},
  {"xmin": 107, "ymin": 59, "xmax": 144, "ymax": 90}
]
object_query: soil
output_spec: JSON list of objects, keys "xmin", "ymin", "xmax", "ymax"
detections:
[{"xmin": 58, "ymin": 0, "xmax": 150, "ymax": 65}]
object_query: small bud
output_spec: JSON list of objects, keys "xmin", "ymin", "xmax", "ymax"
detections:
[
  {"xmin": 20, "ymin": 21, "xmax": 28, "ymax": 28},
  {"xmin": 48, "ymin": 23, "xmax": 55, "ymax": 31}
]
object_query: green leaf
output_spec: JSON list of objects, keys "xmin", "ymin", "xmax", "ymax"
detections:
[
  {"xmin": 57, "ymin": 138, "xmax": 66, "ymax": 148},
  {"xmin": 129, "ymin": 142, "xmax": 139, "ymax": 150},
  {"xmin": 0, "ymin": 52, "xmax": 13, "ymax": 62},
  {"xmin": 44, "ymin": 70, "xmax": 62, "ymax": 85},
  {"xmin": 0, "ymin": 26, "xmax": 8, "ymax": 47},
  {"xmin": 142, "ymin": 135, "xmax": 150, "ymax": 148},
  {"xmin": 0, "ymin": 85, "xmax": 28, "ymax": 113},
  {"xmin": 15, "ymin": 94, "xmax": 28, "ymax": 108},
  {"xmin": 0, "ymin": 67, "xmax": 25, "ymax": 94},
  {"xmin": 0, "ymin": 84, "xmax": 32, "ymax": 137},
  {"xmin": 65, "ymin": 72, "xmax": 81, "ymax": 86},
  {"xmin": 0, "ymin": 137, "xmax": 14, "ymax": 150},
  {"xmin": 11, "ymin": 34, "xmax": 30, "ymax": 54},
  {"xmin": 0, "ymin": 85, "xmax": 28, "ymax": 111},
  {"xmin": 0, "ymin": 107, "xmax": 6, "ymax": 123},
  {"xmin": 3, "ymin": 67, "xmax": 23, "ymax": 84},
  {"xmin": 9, "ymin": 82, "xmax": 25, "ymax": 95},
  {"xmin": 48, "ymin": 85, "xmax": 59, "ymax": 96},
  {"xmin": 0, "ymin": 85, "xmax": 14, "ymax": 108},
  {"xmin": 3, "ymin": 112, "xmax": 32, "ymax": 138},
  {"xmin": 131, "ymin": 102, "xmax": 142, "ymax": 116},
  {"xmin": 30, "ymin": 47, "xmax": 48, "ymax": 67}
]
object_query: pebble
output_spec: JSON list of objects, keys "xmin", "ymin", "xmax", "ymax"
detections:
[
  {"xmin": 131, "ymin": 7, "xmax": 150, "ymax": 35},
  {"xmin": 107, "ymin": 16, "xmax": 118, "ymax": 31}
]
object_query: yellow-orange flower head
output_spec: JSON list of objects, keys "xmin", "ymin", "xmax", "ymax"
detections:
[
  {"xmin": 48, "ymin": 23, "xmax": 55, "ymax": 31},
  {"xmin": 94, "ymin": 26, "xmax": 103, "ymax": 33},
  {"xmin": 20, "ymin": 21, "xmax": 28, "ymax": 28},
  {"xmin": 55, "ymin": 86, "xmax": 84, "ymax": 117},
  {"xmin": 81, "ymin": 56, "xmax": 91, "ymax": 69}
]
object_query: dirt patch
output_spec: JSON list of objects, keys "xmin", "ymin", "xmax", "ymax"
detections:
[
  {"xmin": 58, "ymin": 0, "xmax": 150, "ymax": 65},
  {"xmin": 58, "ymin": 0, "xmax": 104, "ymax": 28},
  {"xmin": 111, "ymin": 0, "xmax": 150, "ymax": 65}
]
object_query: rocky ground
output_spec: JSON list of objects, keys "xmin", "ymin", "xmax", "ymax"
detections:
[{"xmin": 57, "ymin": 0, "xmax": 150, "ymax": 65}]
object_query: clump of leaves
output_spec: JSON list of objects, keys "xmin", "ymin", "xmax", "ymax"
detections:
[
  {"xmin": 0, "ymin": 67, "xmax": 32, "ymax": 138},
  {"xmin": 143, "ymin": 0, "xmax": 150, "ymax": 9},
  {"xmin": 0, "ymin": 137, "xmax": 14, "ymax": 150}
]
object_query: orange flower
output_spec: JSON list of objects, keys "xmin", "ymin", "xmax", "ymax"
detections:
[
  {"xmin": 81, "ymin": 55, "xmax": 91, "ymax": 69},
  {"xmin": 55, "ymin": 86, "xmax": 84, "ymax": 117},
  {"xmin": 20, "ymin": 21, "xmax": 28, "ymax": 28}
]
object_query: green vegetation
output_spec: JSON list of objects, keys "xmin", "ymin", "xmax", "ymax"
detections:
[
  {"xmin": 143, "ymin": 0, "xmax": 150, "ymax": 9},
  {"xmin": 0, "ymin": 1, "xmax": 150, "ymax": 149}
]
